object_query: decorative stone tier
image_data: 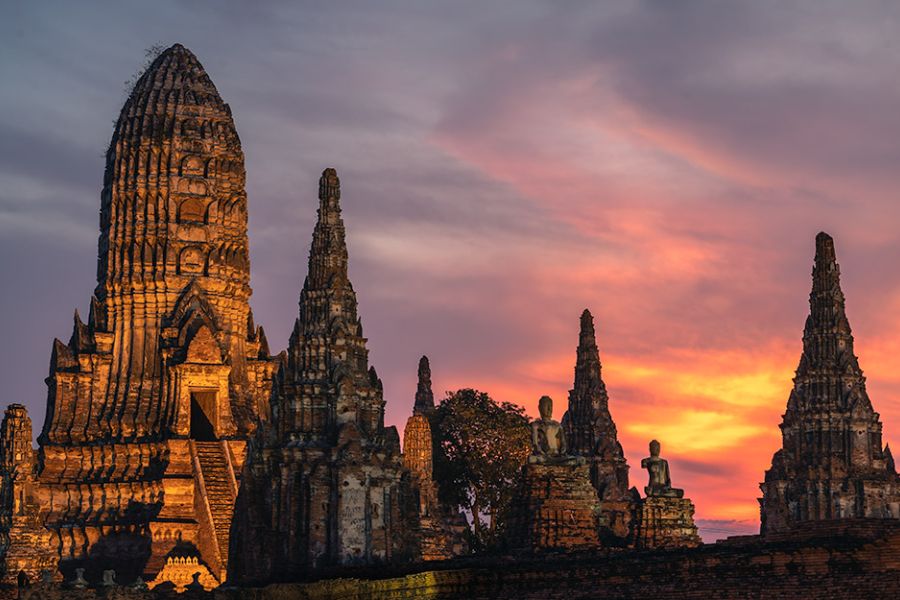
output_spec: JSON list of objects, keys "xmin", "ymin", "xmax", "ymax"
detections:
[
  {"xmin": 147, "ymin": 556, "xmax": 217, "ymax": 592},
  {"xmin": 635, "ymin": 496, "xmax": 701, "ymax": 550},
  {"xmin": 507, "ymin": 460, "xmax": 600, "ymax": 552}
]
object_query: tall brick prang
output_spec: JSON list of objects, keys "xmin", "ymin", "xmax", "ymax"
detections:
[
  {"xmin": 0, "ymin": 44, "xmax": 276, "ymax": 587},
  {"xmin": 402, "ymin": 357, "xmax": 469, "ymax": 561},
  {"xmin": 561, "ymin": 310, "xmax": 635, "ymax": 542},
  {"xmin": 760, "ymin": 232, "xmax": 900, "ymax": 534},
  {"xmin": 229, "ymin": 169, "xmax": 420, "ymax": 584}
]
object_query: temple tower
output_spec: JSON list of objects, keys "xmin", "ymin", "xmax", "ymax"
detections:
[
  {"xmin": 402, "ymin": 356, "xmax": 469, "ymax": 560},
  {"xmin": 1, "ymin": 45, "xmax": 275, "ymax": 586},
  {"xmin": 561, "ymin": 309, "xmax": 635, "ymax": 541},
  {"xmin": 0, "ymin": 405, "xmax": 55, "ymax": 582},
  {"xmin": 404, "ymin": 358, "xmax": 437, "ymax": 508},
  {"xmin": 760, "ymin": 232, "xmax": 900, "ymax": 534},
  {"xmin": 229, "ymin": 169, "xmax": 418, "ymax": 583}
]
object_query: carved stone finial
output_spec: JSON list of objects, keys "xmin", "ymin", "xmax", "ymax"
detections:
[
  {"xmin": 414, "ymin": 355, "xmax": 435, "ymax": 414},
  {"xmin": 319, "ymin": 167, "xmax": 341, "ymax": 201},
  {"xmin": 101, "ymin": 569, "xmax": 116, "ymax": 587},
  {"xmin": 71, "ymin": 567, "xmax": 88, "ymax": 589}
]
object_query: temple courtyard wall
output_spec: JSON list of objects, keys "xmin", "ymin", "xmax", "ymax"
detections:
[
  {"xmin": 218, "ymin": 520, "xmax": 900, "ymax": 599},
  {"xmin": 8, "ymin": 519, "xmax": 898, "ymax": 599}
]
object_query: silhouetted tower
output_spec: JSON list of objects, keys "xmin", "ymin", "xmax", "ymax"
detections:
[
  {"xmin": 760, "ymin": 232, "xmax": 900, "ymax": 534},
  {"xmin": 561, "ymin": 309, "xmax": 635, "ymax": 541}
]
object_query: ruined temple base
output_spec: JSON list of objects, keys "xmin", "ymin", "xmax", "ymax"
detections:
[
  {"xmin": 635, "ymin": 496, "xmax": 701, "ymax": 550},
  {"xmin": 0, "ymin": 510, "xmax": 57, "ymax": 585},
  {"xmin": 419, "ymin": 512, "xmax": 469, "ymax": 562},
  {"xmin": 507, "ymin": 460, "xmax": 600, "ymax": 552}
]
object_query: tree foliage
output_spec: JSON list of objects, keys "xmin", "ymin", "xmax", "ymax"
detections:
[{"xmin": 431, "ymin": 388, "xmax": 530, "ymax": 551}]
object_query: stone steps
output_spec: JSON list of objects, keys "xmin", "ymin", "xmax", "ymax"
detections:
[{"xmin": 194, "ymin": 442, "xmax": 236, "ymax": 565}]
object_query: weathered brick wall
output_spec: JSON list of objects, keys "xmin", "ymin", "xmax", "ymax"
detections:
[{"xmin": 214, "ymin": 519, "xmax": 900, "ymax": 600}]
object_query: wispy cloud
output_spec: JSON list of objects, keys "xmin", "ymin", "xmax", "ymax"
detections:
[{"xmin": 3, "ymin": 1, "xmax": 900, "ymax": 540}]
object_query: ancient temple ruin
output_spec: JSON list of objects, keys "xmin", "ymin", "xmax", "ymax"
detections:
[
  {"xmin": 635, "ymin": 440, "xmax": 701, "ymax": 549},
  {"xmin": 760, "ymin": 232, "xmax": 900, "ymax": 533},
  {"xmin": 561, "ymin": 310, "xmax": 636, "ymax": 542},
  {"xmin": 0, "ymin": 405, "xmax": 55, "ymax": 582},
  {"xmin": 507, "ymin": 395, "xmax": 602, "ymax": 552},
  {"xmin": 0, "ymin": 44, "xmax": 276, "ymax": 585},
  {"xmin": 402, "ymin": 356, "xmax": 468, "ymax": 560},
  {"xmin": 228, "ymin": 169, "xmax": 420, "ymax": 584}
]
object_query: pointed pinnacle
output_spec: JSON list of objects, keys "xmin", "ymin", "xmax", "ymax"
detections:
[
  {"xmin": 580, "ymin": 309, "xmax": 594, "ymax": 332},
  {"xmin": 418, "ymin": 355, "xmax": 431, "ymax": 379},
  {"xmin": 578, "ymin": 309, "xmax": 598, "ymax": 349},
  {"xmin": 815, "ymin": 231, "xmax": 836, "ymax": 265},
  {"xmin": 319, "ymin": 168, "xmax": 341, "ymax": 201},
  {"xmin": 414, "ymin": 355, "xmax": 435, "ymax": 414}
]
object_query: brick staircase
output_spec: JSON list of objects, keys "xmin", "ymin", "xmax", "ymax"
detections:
[{"xmin": 194, "ymin": 441, "xmax": 236, "ymax": 566}]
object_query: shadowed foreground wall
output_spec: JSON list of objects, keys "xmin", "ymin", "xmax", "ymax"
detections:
[{"xmin": 215, "ymin": 520, "xmax": 900, "ymax": 600}]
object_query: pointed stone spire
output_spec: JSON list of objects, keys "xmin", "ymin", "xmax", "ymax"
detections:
[
  {"xmin": 561, "ymin": 309, "xmax": 630, "ymax": 505},
  {"xmin": 282, "ymin": 168, "xmax": 378, "ymax": 439},
  {"xmin": 760, "ymin": 232, "xmax": 900, "ymax": 534},
  {"xmin": 87, "ymin": 295, "xmax": 104, "ymax": 331},
  {"xmin": 306, "ymin": 168, "xmax": 350, "ymax": 290},
  {"xmin": 256, "ymin": 326, "xmax": 270, "ymax": 359},
  {"xmin": 68, "ymin": 310, "xmax": 92, "ymax": 355},
  {"xmin": 414, "ymin": 356, "xmax": 435, "ymax": 415},
  {"xmin": 567, "ymin": 310, "xmax": 609, "ymax": 446},
  {"xmin": 796, "ymin": 232, "xmax": 862, "ymax": 386},
  {"xmin": 793, "ymin": 232, "xmax": 867, "ymax": 414},
  {"xmin": 563, "ymin": 309, "xmax": 612, "ymax": 454}
]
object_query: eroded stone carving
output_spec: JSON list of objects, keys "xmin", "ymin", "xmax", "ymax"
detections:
[
  {"xmin": 508, "ymin": 396, "xmax": 600, "ymax": 552},
  {"xmin": 529, "ymin": 396, "xmax": 572, "ymax": 463},
  {"xmin": 635, "ymin": 439, "xmax": 700, "ymax": 549},
  {"xmin": 641, "ymin": 440, "xmax": 684, "ymax": 498}
]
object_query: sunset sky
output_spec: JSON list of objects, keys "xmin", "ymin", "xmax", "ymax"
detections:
[{"xmin": 4, "ymin": 2, "xmax": 900, "ymax": 541}]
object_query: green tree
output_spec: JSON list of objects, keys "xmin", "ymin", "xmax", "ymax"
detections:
[{"xmin": 431, "ymin": 389, "xmax": 531, "ymax": 551}]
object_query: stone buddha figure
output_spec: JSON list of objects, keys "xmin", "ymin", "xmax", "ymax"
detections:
[
  {"xmin": 529, "ymin": 396, "xmax": 581, "ymax": 465},
  {"xmin": 641, "ymin": 439, "xmax": 684, "ymax": 498}
]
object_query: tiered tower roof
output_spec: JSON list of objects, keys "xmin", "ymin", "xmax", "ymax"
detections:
[{"xmin": 761, "ymin": 232, "xmax": 900, "ymax": 533}]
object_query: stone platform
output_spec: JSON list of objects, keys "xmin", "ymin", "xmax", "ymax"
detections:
[
  {"xmin": 635, "ymin": 496, "xmax": 701, "ymax": 550},
  {"xmin": 507, "ymin": 459, "xmax": 600, "ymax": 552}
]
